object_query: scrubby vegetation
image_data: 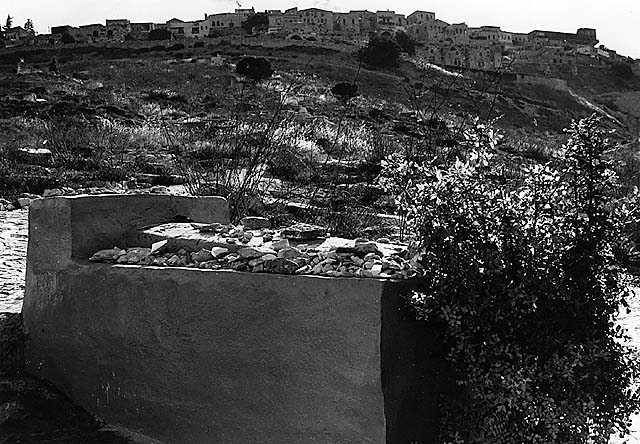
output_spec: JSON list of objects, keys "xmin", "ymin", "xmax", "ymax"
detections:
[
  {"xmin": 380, "ymin": 115, "xmax": 640, "ymax": 443},
  {"xmin": 361, "ymin": 36, "xmax": 401, "ymax": 67}
]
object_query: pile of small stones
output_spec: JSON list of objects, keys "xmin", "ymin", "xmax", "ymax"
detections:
[{"xmin": 90, "ymin": 218, "xmax": 423, "ymax": 280}]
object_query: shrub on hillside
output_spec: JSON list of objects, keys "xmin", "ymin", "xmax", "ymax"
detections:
[
  {"xmin": 611, "ymin": 62, "xmax": 634, "ymax": 80},
  {"xmin": 380, "ymin": 116, "xmax": 640, "ymax": 444},
  {"xmin": 236, "ymin": 57, "xmax": 273, "ymax": 82},
  {"xmin": 60, "ymin": 33, "xmax": 75, "ymax": 44},
  {"xmin": 148, "ymin": 28, "xmax": 172, "ymax": 41},
  {"xmin": 394, "ymin": 31, "xmax": 416, "ymax": 55},
  {"xmin": 330, "ymin": 82, "xmax": 358, "ymax": 104},
  {"xmin": 241, "ymin": 13, "xmax": 269, "ymax": 34},
  {"xmin": 360, "ymin": 36, "xmax": 400, "ymax": 68}
]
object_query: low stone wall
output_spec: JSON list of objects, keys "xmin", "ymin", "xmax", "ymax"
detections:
[{"xmin": 22, "ymin": 195, "xmax": 448, "ymax": 444}]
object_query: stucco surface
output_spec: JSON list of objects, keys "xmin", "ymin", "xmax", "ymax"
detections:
[
  {"xmin": 25, "ymin": 265, "xmax": 405, "ymax": 443},
  {"xmin": 22, "ymin": 196, "xmax": 445, "ymax": 444}
]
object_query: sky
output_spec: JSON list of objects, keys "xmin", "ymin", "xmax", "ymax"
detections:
[{"xmin": 3, "ymin": 0, "xmax": 639, "ymax": 59}]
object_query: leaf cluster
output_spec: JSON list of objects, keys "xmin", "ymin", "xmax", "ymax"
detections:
[{"xmin": 381, "ymin": 115, "xmax": 640, "ymax": 443}]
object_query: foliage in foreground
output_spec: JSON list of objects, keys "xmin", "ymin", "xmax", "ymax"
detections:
[{"xmin": 380, "ymin": 115, "xmax": 640, "ymax": 444}]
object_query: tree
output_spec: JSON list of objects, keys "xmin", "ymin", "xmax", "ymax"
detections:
[
  {"xmin": 379, "ymin": 116, "xmax": 640, "ymax": 444},
  {"xmin": 241, "ymin": 13, "xmax": 268, "ymax": 34},
  {"xmin": 236, "ymin": 57, "xmax": 273, "ymax": 82},
  {"xmin": 24, "ymin": 19, "xmax": 35, "ymax": 36},
  {"xmin": 330, "ymin": 82, "xmax": 358, "ymax": 104},
  {"xmin": 611, "ymin": 62, "xmax": 634, "ymax": 80},
  {"xmin": 148, "ymin": 28, "xmax": 172, "ymax": 41},
  {"xmin": 4, "ymin": 14, "xmax": 13, "ymax": 31},
  {"xmin": 61, "ymin": 32, "xmax": 75, "ymax": 44},
  {"xmin": 394, "ymin": 31, "xmax": 415, "ymax": 55},
  {"xmin": 360, "ymin": 36, "xmax": 401, "ymax": 68}
]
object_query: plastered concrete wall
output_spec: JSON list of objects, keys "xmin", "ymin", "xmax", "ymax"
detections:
[{"xmin": 22, "ymin": 196, "xmax": 447, "ymax": 444}]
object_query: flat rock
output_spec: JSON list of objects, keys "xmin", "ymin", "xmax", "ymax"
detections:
[
  {"xmin": 89, "ymin": 248, "xmax": 126, "ymax": 263},
  {"xmin": 238, "ymin": 246, "xmax": 276, "ymax": 259},
  {"xmin": 282, "ymin": 223, "xmax": 327, "ymax": 240},
  {"xmin": 264, "ymin": 258, "xmax": 299, "ymax": 275},
  {"xmin": 191, "ymin": 249, "xmax": 214, "ymax": 262},
  {"xmin": 271, "ymin": 239, "xmax": 290, "ymax": 251},
  {"xmin": 240, "ymin": 216, "xmax": 270, "ymax": 230},
  {"xmin": 277, "ymin": 247, "xmax": 302, "ymax": 260}
]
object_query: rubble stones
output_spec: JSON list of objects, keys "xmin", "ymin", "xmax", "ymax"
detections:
[
  {"xmin": 191, "ymin": 249, "xmax": 214, "ymax": 263},
  {"xmin": 116, "ymin": 247, "xmax": 151, "ymax": 264},
  {"xmin": 238, "ymin": 246, "xmax": 276, "ymax": 259},
  {"xmin": 90, "ymin": 220, "xmax": 422, "ymax": 280},
  {"xmin": 264, "ymin": 258, "xmax": 299, "ymax": 275},
  {"xmin": 240, "ymin": 216, "xmax": 270, "ymax": 230},
  {"xmin": 211, "ymin": 247, "xmax": 229, "ymax": 258},
  {"xmin": 271, "ymin": 239, "xmax": 290, "ymax": 251},
  {"xmin": 277, "ymin": 247, "xmax": 302, "ymax": 260},
  {"xmin": 282, "ymin": 223, "xmax": 327, "ymax": 240},
  {"xmin": 89, "ymin": 248, "xmax": 126, "ymax": 263}
]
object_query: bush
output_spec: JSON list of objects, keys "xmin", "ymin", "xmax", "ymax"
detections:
[
  {"xmin": 361, "ymin": 36, "xmax": 400, "ymax": 68},
  {"xmin": 241, "ymin": 13, "xmax": 269, "ymax": 34},
  {"xmin": 61, "ymin": 33, "xmax": 75, "ymax": 44},
  {"xmin": 236, "ymin": 56, "xmax": 273, "ymax": 82},
  {"xmin": 611, "ymin": 62, "xmax": 634, "ymax": 80},
  {"xmin": 380, "ymin": 116, "xmax": 640, "ymax": 444},
  {"xmin": 148, "ymin": 28, "xmax": 172, "ymax": 41},
  {"xmin": 330, "ymin": 82, "xmax": 358, "ymax": 104},
  {"xmin": 395, "ymin": 31, "xmax": 416, "ymax": 55}
]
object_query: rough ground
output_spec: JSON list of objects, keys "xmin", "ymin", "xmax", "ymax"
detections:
[{"xmin": 0, "ymin": 374, "xmax": 137, "ymax": 444}]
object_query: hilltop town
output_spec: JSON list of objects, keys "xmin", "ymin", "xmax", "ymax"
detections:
[{"xmin": 1, "ymin": 6, "xmax": 638, "ymax": 78}]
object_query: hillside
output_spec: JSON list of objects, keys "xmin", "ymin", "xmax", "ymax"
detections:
[{"xmin": 1, "ymin": 35, "xmax": 639, "ymax": 216}]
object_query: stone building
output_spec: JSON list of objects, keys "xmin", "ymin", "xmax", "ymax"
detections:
[
  {"xmin": 297, "ymin": 8, "xmax": 334, "ymax": 34},
  {"xmin": 375, "ymin": 10, "xmax": 406, "ymax": 30},
  {"xmin": 470, "ymin": 26, "xmax": 513, "ymax": 45},
  {"xmin": 423, "ymin": 43, "xmax": 443, "ymax": 64},
  {"xmin": 3, "ymin": 26, "xmax": 30, "ymax": 42},
  {"xmin": 79, "ymin": 24, "xmax": 107, "ymax": 42},
  {"xmin": 106, "ymin": 19, "xmax": 131, "ymax": 41},
  {"xmin": 165, "ymin": 18, "xmax": 203, "ymax": 38},
  {"xmin": 407, "ymin": 18, "xmax": 448, "ymax": 43},
  {"xmin": 267, "ymin": 10, "xmax": 307, "ymax": 34},
  {"xmin": 445, "ymin": 23, "xmax": 469, "ymax": 45},
  {"xmin": 130, "ymin": 23, "xmax": 156, "ymax": 40},
  {"xmin": 333, "ymin": 12, "xmax": 361, "ymax": 35},
  {"xmin": 528, "ymin": 28, "xmax": 598, "ymax": 47},
  {"xmin": 407, "ymin": 11, "xmax": 435, "ymax": 25},
  {"xmin": 202, "ymin": 8, "xmax": 254, "ymax": 34}
]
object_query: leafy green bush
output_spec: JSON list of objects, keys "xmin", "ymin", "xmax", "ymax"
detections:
[{"xmin": 381, "ymin": 115, "xmax": 640, "ymax": 443}]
